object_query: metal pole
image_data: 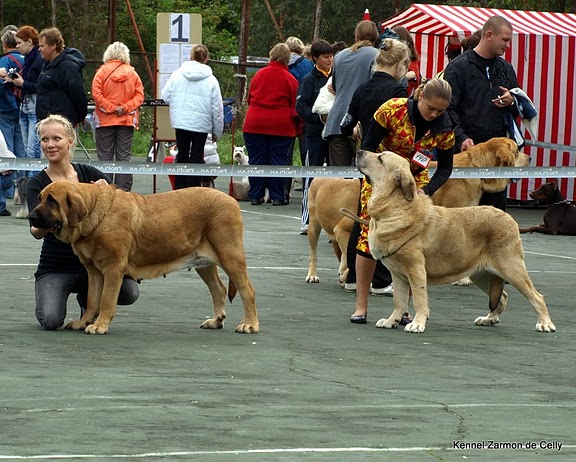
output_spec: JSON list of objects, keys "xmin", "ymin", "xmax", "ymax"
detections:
[
  {"xmin": 235, "ymin": 0, "xmax": 250, "ymax": 116},
  {"xmin": 108, "ymin": 0, "xmax": 117, "ymax": 43}
]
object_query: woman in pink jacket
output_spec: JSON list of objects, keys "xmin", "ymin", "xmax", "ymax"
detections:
[{"xmin": 92, "ymin": 41, "xmax": 144, "ymax": 191}]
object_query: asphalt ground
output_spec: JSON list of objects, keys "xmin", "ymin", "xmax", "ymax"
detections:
[{"xmin": 0, "ymin": 169, "xmax": 575, "ymax": 461}]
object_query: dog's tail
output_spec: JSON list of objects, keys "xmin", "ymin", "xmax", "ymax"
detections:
[
  {"xmin": 228, "ymin": 280, "xmax": 237, "ymax": 302},
  {"xmin": 340, "ymin": 207, "xmax": 369, "ymax": 226}
]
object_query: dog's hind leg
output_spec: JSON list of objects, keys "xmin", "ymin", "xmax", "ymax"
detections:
[
  {"xmin": 216, "ymin": 251, "xmax": 259, "ymax": 334},
  {"xmin": 333, "ymin": 223, "xmax": 351, "ymax": 288},
  {"xmin": 196, "ymin": 264, "xmax": 228, "ymax": 330},
  {"xmin": 499, "ymin": 262, "xmax": 556, "ymax": 332},
  {"xmin": 470, "ymin": 273, "xmax": 508, "ymax": 327},
  {"xmin": 306, "ymin": 216, "xmax": 322, "ymax": 283}
]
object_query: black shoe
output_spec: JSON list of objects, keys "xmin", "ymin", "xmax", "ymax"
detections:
[
  {"xmin": 250, "ymin": 198, "xmax": 263, "ymax": 205},
  {"xmin": 272, "ymin": 199, "xmax": 288, "ymax": 206},
  {"xmin": 0, "ymin": 209, "xmax": 11, "ymax": 216},
  {"xmin": 350, "ymin": 314, "xmax": 367, "ymax": 324}
]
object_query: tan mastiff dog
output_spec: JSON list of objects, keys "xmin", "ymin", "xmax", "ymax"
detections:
[
  {"xmin": 305, "ymin": 178, "xmax": 360, "ymax": 286},
  {"xmin": 431, "ymin": 137, "xmax": 530, "ymax": 207},
  {"xmin": 345, "ymin": 150, "xmax": 555, "ymax": 334},
  {"xmin": 306, "ymin": 138, "xmax": 529, "ymax": 286},
  {"xmin": 29, "ymin": 181, "xmax": 259, "ymax": 335}
]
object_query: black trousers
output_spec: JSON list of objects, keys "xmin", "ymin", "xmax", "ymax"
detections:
[{"xmin": 174, "ymin": 129, "xmax": 208, "ymax": 189}]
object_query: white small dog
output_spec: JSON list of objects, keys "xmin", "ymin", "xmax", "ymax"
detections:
[
  {"xmin": 312, "ymin": 76, "xmax": 335, "ymax": 122},
  {"xmin": 232, "ymin": 146, "xmax": 250, "ymax": 201},
  {"xmin": 231, "ymin": 146, "xmax": 271, "ymax": 203}
]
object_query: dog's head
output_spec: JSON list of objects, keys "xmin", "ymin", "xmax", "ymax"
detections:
[
  {"xmin": 233, "ymin": 146, "xmax": 248, "ymax": 165},
  {"xmin": 28, "ymin": 181, "xmax": 105, "ymax": 243},
  {"xmin": 356, "ymin": 150, "xmax": 416, "ymax": 201},
  {"xmin": 472, "ymin": 137, "xmax": 531, "ymax": 168},
  {"xmin": 529, "ymin": 179, "xmax": 559, "ymax": 201}
]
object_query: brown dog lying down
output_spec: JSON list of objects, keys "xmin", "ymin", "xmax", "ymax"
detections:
[
  {"xmin": 519, "ymin": 179, "xmax": 576, "ymax": 235},
  {"xmin": 342, "ymin": 150, "xmax": 555, "ymax": 334},
  {"xmin": 29, "ymin": 181, "xmax": 259, "ymax": 335},
  {"xmin": 431, "ymin": 137, "xmax": 530, "ymax": 207},
  {"xmin": 305, "ymin": 178, "xmax": 360, "ymax": 286}
]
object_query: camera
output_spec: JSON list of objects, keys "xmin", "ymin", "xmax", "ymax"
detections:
[{"xmin": 8, "ymin": 68, "xmax": 18, "ymax": 79}]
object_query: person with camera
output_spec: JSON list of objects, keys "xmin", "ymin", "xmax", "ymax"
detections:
[
  {"xmin": 9, "ymin": 26, "xmax": 44, "ymax": 161},
  {"xmin": 0, "ymin": 29, "xmax": 25, "ymax": 166}
]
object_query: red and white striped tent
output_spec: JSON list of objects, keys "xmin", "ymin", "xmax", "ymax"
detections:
[{"xmin": 381, "ymin": 4, "xmax": 576, "ymax": 201}]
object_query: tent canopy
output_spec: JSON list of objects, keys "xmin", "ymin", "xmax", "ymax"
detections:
[
  {"xmin": 380, "ymin": 4, "xmax": 576, "ymax": 201},
  {"xmin": 380, "ymin": 3, "xmax": 576, "ymax": 40}
]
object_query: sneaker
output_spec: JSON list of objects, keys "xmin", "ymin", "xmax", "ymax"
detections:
[
  {"xmin": 0, "ymin": 209, "xmax": 11, "ymax": 216},
  {"xmin": 344, "ymin": 282, "xmax": 357, "ymax": 292},
  {"xmin": 370, "ymin": 283, "xmax": 393, "ymax": 296},
  {"xmin": 299, "ymin": 224, "xmax": 309, "ymax": 235}
]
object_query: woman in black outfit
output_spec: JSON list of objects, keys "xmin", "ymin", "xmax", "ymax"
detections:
[{"xmin": 27, "ymin": 114, "xmax": 138, "ymax": 330}]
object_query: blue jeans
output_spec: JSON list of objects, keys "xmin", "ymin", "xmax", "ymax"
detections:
[
  {"xmin": 35, "ymin": 272, "xmax": 140, "ymax": 330},
  {"xmin": 0, "ymin": 170, "xmax": 16, "ymax": 212},
  {"xmin": 243, "ymin": 133, "xmax": 293, "ymax": 202},
  {"xmin": 0, "ymin": 110, "xmax": 25, "ymax": 157},
  {"xmin": 0, "ymin": 110, "xmax": 25, "ymax": 195},
  {"xmin": 20, "ymin": 103, "xmax": 41, "ymax": 161}
]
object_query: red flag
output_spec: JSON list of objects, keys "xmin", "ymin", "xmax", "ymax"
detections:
[{"xmin": 363, "ymin": 9, "xmax": 371, "ymax": 20}]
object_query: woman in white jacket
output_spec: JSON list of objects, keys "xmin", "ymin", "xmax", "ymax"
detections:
[{"xmin": 161, "ymin": 44, "xmax": 223, "ymax": 189}]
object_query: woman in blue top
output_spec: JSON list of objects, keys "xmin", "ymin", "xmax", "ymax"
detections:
[{"xmin": 27, "ymin": 114, "xmax": 139, "ymax": 330}]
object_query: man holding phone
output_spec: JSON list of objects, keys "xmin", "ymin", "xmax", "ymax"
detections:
[{"xmin": 443, "ymin": 16, "xmax": 520, "ymax": 211}]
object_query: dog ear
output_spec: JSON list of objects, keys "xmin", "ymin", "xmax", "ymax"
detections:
[
  {"xmin": 551, "ymin": 178, "xmax": 559, "ymax": 189},
  {"xmin": 496, "ymin": 145, "xmax": 515, "ymax": 167},
  {"xmin": 66, "ymin": 190, "xmax": 89, "ymax": 227},
  {"xmin": 394, "ymin": 169, "xmax": 415, "ymax": 201}
]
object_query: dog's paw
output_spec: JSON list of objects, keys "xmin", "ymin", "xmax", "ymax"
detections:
[
  {"xmin": 452, "ymin": 277, "xmax": 474, "ymax": 286},
  {"xmin": 84, "ymin": 322, "xmax": 109, "ymax": 335},
  {"xmin": 375, "ymin": 317, "xmax": 398, "ymax": 329},
  {"xmin": 306, "ymin": 275, "xmax": 320, "ymax": 283},
  {"xmin": 404, "ymin": 321, "xmax": 426, "ymax": 333},
  {"xmin": 65, "ymin": 320, "xmax": 89, "ymax": 331},
  {"xmin": 536, "ymin": 320, "xmax": 556, "ymax": 333},
  {"xmin": 474, "ymin": 314, "xmax": 500, "ymax": 326},
  {"xmin": 201, "ymin": 317, "xmax": 225, "ymax": 330},
  {"xmin": 235, "ymin": 321, "xmax": 259, "ymax": 334}
]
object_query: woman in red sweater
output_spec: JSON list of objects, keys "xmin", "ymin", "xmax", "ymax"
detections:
[{"xmin": 243, "ymin": 43, "xmax": 299, "ymax": 205}]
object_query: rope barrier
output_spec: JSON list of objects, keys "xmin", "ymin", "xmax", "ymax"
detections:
[{"xmin": 5, "ymin": 159, "xmax": 576, "ymax": 179}]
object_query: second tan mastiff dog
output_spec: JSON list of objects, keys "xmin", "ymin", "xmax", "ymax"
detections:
[
  {"xmin": 305, "ymin": 177, "xmax": 360, "ymax": 285},
  {"xmin": 29, "ymin": 181, "xmax": 259, "ymax": 335},
  {"xmin": 430, "ymin": 137, "xmax": 530, "ymax": 207},
  {"xmin": 344, "ymin": 150, "xmax": 555, "ymax": 334}
]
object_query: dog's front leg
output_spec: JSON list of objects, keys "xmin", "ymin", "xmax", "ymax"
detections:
[
  {"xmin": 404, "ymin": 267, "xmax": 429, "ymax": 333},
  {"xmin": 84, "ymin": 269, "xmax": 124, "ymax": 335},
  {"xmin": 65, "ymin": 268, "xmax": 103, "ymax": 331},
  {"xmin": 375, "ymin": 274, "xmax": 410, "ymax": 329}
]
